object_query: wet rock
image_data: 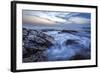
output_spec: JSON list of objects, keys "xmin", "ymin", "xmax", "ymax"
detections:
[
  {"xmin": 69, "ymin": 51, "xmax": 91, "ymax": 60},
  {"xmin": 65, "ymin": 39, "xmax": 79, "ymax": 45},
  {"xmin": 23, "ymin": 51, "xmax": 47, "ymax": 62},
  {"xmin": 23, "ymin": 28, "xmax": 28, "ymax": 36},
  {"xmin": 60, "ymin": 30, "xmax": 78, "ymax": 34},
  {"xmin": 22, "ymin": 28, "xmax": 54, "ymax": 62},
  {"xmin": 23, "ymin": 55, "xmax": 38, "ymax": 62},
  {"xmin": 23, "ymin": 28, "xmax": 54, "ymax": 50}
]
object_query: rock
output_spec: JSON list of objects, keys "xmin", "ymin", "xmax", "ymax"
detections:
[
  {"xmin": 23, "ymin": 50, "xmax": 47, "ymax": 62},
  {"xmin": 22, "ymin": 28, "xmax": 54, "ymax": 62},
  {"xmin": 65, "ymin": 39, "xmax": 79, "ymax": 45},
  {"xmin": 69, "ymin": 54, "xmax": 88, "ymax": 60},
  {"xmin": 23, "ymin": 47, "xmax": 34, "ymax": 58},
  {"xmin": 23, "ymin": 55, "xmax": 38, "ymax": 62},
  {"xmin": 60, "ymin": 30, "xmax": 78, "ymax": 34},
  {"xmin": 23, "ymin": 28, "xmax": 54, "ymax": 51},
  {"xmin": 23, "ymin": 28, "xmax": 28, "ymax": 36},
  {"xmin": 29, "ymin": 30, "xmax": 38, "ymax": 35},
  {"xmin": 69, "ymin": 50, "xmax": 91, "ymax": 60}
]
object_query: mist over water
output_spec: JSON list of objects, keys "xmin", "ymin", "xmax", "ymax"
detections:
[{"xmin": 44, "ymin": 30, "xmax": 90, "ymax": 61}]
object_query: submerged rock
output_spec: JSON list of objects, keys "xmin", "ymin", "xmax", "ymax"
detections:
[{"xmin": 65, "ymin": 39, "xmax": 79, "ymax": 45}]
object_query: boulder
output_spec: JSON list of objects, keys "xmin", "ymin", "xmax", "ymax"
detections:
[
  {"xmin": 23, "ymin": 28, "xmax": 54, "ymax": 50},
  {"xmin": 22, "ymin": 28, "xmax": 54, "ymax": 61}
]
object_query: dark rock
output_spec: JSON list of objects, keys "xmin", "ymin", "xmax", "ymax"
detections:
[
  {"xmin": 23, "ymin": 51, "xmax": 47, "ymax": 62},
  {"xmin": 23, "ymin": 28, "xmax": 28, "ymax": 36},
  {"xmin": 65, "ymin": 39, "xmax": 79, "ymax": 45},
  {"xmin": 69, "ymin": 54, "xmax": 88, "ymax": 60},
  {"xmin": 23, "ymin": 28, "xmax": 54, "ymax": 51},
  {"xmin": 22, "ymin": 28, "xmax": 54, "ymax": 62},
  {"xmin": 23, "ymin": 55, "xmax": 38, "ymax": 62},
  {"xmin": 60, "ymin": 30, "xmax": 78, "ymax": 34},
  {"xmin": 69, "ymin": 51, "xmax": 91, "ymax": 60},
  {"xmin": 23, "ymin": 47, "xmax": 34, "ymax": 58}
]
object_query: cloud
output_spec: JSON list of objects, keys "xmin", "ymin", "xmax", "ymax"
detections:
[
  {"xmin": 23, "ymin": 15, "xmax": 56, "ymax": 25},
  {"xmin": 68, "ymin": 17, "xmax": 90, "ymax": 24},
  {"xmin": 23, "ymin": 10, "xmax": 90, "ymax": 25},
  {"xmin": 57, "ymin": 13, "xmax": 79, "ymax": 19},
  {"xmin": 23, "ymin": 11, "xmax": 69, "ymax": 25}
]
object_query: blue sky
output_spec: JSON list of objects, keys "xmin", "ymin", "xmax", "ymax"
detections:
[{"xmin": 22, "ymin": 10, "xmax": 91, "ymax": 30}]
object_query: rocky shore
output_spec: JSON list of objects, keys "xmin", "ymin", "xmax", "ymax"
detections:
[
  {"xmin": 22, "ymin": 28, "xmax": 90, "ymax": 62},
  {"xmin": 23, "ymin": 28, "xmax": 54, "ymax": 62}
]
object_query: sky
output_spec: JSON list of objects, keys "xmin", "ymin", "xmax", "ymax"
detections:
[{"xmin": 22, "ymin": 10, "xmax": 91, "ymax": 30}]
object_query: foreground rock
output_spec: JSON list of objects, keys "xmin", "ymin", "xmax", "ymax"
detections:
[{"xmin": 22, "ymin": 28, "xmax": 54, "ymax": 62}]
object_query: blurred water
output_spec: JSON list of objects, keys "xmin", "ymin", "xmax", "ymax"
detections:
[{"xmin": 44, "ymin": 31, "xmax": 90, "ymax": 61}]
